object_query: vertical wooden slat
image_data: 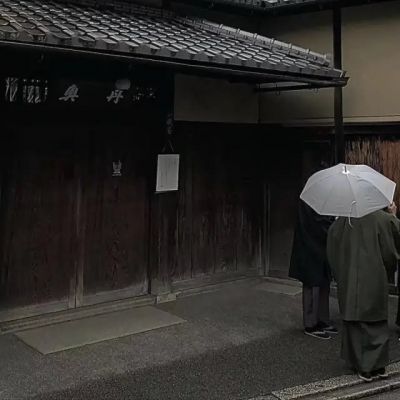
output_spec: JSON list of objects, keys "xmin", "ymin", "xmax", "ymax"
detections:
[
  {"xmin": 191, "ymin": 130, "xmax": 217, "ymax": 276},
  {"xmin": 73, "ymin": 174, "xmax": 85, "ymax": 307},
  {"xmin": 215, "ymin": 131, "xmax": 237, "ymax": 273},
  {"xmin": 173, "ymin": 129, "xmax": 193, "ymax": 281}
]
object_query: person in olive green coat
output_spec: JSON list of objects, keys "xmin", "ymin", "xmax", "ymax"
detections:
[{"xmin": 327, "ymin": 205, "xmax": 400, "ymax": 382}]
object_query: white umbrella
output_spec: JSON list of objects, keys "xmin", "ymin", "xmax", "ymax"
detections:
[{"xmin": 300, "ymin": 163, "xmax": 396, "ymax": 218}]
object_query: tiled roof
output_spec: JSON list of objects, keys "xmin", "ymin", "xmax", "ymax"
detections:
[{"xmin": 0, "ymin": 0, "xmax": 345, "ymax": 83}]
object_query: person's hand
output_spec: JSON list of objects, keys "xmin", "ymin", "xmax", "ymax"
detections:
[{"xmin": 388, "ymin": 202, "xmax": 397, "ymax": 216}]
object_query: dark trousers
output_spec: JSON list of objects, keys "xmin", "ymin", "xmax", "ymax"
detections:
[{"xmin": 302, "ymin": 284, "xmax": 330, "ymax": 329}]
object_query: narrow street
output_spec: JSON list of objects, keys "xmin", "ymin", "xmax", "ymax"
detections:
[{"xmin": 1, "ymin": 280, "xmax": 400, "ymax": 400}]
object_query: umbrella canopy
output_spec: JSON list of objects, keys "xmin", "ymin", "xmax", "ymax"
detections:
[{"xmin": 300, "ymin": 163, "xmax": 396, "ymax": 218}]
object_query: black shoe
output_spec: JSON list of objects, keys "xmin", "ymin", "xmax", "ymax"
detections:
[
  {"xmin": 304, "ymin": 327, "xmax": 331, "ymax": 340},
  {"xmin": 358, "ymin": 372, "xmax": 373, "ymax": 383},
  {"xmin": 318, "ymin": 322, "xmax": 339, "ymax": 335},
  {"xmin": 372, "ymin": 368, "xmax": 389, "ymax": 379}
]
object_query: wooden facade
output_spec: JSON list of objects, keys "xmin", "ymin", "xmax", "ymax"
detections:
[
  {"xmin": 0, "ymin": 57, "xmax": 281, "ymax": 320},
  {"xmin": 2, "ymin": 76, "xmax": 397, "ymax": 321},
  {"xmin": 0, "ymin": 115, "xmax": 165, "ymax": 318},
  {"xmin": 0, "ymin": 58, "xmax": 171, "ymax": 319},
  {"xmin": 2, "ymin": 42, "xmax": 390, "ymax": 323}
]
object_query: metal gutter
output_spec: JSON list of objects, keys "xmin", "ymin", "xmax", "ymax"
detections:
[{"xmin": 171, "ymin": 0, "xmax": 398, "ymax": 16}]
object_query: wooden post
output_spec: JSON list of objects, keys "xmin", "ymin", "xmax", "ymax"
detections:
[
  {"xmin": 149, "ymin": 72, "xmax": 177, "ymax": 301},
  {"xmin": 333, "ymin": 7, "xmax": 345, "ymax": 163},
  {"xmin": 70, "ymin": 137, "xmax": 87, "ymax": 308}
]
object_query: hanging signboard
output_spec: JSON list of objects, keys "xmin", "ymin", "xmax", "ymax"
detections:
[
  {"xmin": 0, "ymin": 73, "xmax": 164, "ymax": 110},
  {"xmin": 156, "ymin": 154, "xmax": 180, "ymax": 193}
]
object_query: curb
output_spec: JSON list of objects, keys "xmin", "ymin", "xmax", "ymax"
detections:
[
  {"xmin": 246, "ymin": 361, "xmax": 400, "ymax": 400},
  {"xmin": 330, "ymin": 379, "xmax": 400, "ymax": 400}
]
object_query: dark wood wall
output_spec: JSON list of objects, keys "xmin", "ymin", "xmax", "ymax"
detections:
[
  {"xmin": 0, "ymin": 119, "xmax": 279, "ymax": 316},
  {"xmin": 150, "ymin": 123, "xmax": 326, "ymax": 284},
  {"xmin": 346, "ymin": 134, "xmax": 400, "ymax": 284},
  {"xmin": 0, "ymin": 116, "xmax": 328, "ymax": 316},
  {"xmin": 346, "ymin": 135, "xmax": 400, "ymax": 209},
  {"xmin": 267, "ymin": 137, "xmax": 332, "ymax": 278},
  {"xmin": 0, "ymin": 117, "xmax": 162, "ymax": 314},
  {"xmin": 0, "ymin": 129, "xmax": 77, "ymax": 310},
  {"xmin": 151, "ymin": 123, "xmax": 266, "ymax": 284}
]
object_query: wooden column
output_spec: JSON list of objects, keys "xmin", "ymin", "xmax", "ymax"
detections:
[
  {"xmin": 149, "ymin": 73, "xmax": 177, "ymax": 299},
  {"xmin": 333, "ymin": 7, "xmax": 345, "ymax": 163}
]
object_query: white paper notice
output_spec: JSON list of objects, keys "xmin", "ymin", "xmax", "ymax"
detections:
[{"xmin": 156, "ymin": 154, "xmax": 180, "ymax": 193}]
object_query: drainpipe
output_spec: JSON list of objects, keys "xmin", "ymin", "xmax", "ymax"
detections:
[{"xmin": 333, "ymin": 7, "xmax": 345, "ymax": 163}]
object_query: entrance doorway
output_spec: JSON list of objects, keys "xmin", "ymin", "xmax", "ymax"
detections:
[{"xmin": 0, "ymin": 124, "xmax": 155, "ymax": 321}]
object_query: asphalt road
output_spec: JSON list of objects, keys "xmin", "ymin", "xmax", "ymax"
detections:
[
  {"xmin": 28, "ymin": 329, "xmax": 345, "ymax": 400},
  {"xmin": 2, "ymin": 281, "xmax": 400, "ymax": 400}
]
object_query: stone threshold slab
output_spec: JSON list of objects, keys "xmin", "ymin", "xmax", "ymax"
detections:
[{"xmin": 16, "ymin": 306, "xmax": 185, "ymax": 354}]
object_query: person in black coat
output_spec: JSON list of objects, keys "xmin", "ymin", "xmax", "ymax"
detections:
[{"xmin": 289, "ymin": 199, "xmax": 337, "ymax": 340}]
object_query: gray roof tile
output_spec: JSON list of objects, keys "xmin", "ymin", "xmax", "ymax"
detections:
[{"xmin": 0, "ymin": 0, "xmax": 345, "ymax": 82}]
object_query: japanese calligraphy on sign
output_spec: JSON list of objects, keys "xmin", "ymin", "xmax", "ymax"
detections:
[
  {"xmin": 2, "ymin": 75, "xmax": 163, "ymax": 107},
  {"xmin": 4, "ymin": 77, "xmax": 48, "ymax": 104},
  {"xmin": 59, "ymin": 84, "xmax": 79, "ymax": 102},
  {"xmin": 5, "ymin": 77, "xmax": 18, "ymax": 103},
  {"xmin": 132, "ymin": 86, "xmax": 156, "ymax": 102},
  {"xmin": 107, "ymin": 90, "xmax": 124, "ymax": 104}
]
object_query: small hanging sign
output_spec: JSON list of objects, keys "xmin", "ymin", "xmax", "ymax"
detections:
[
  {"xmin": 112, "ymin": 160, "xmax": 122, "ymax": 177},
  {"xmin": 156, "ymin": 154, "xmax": 180, "ymax": 193}
]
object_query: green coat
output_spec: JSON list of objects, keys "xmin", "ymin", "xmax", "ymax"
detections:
[{"xmin": 327, "ymin": 210, "xmax": 400, "ymax": 322}]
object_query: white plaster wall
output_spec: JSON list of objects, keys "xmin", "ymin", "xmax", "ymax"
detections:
[
  {"xmin": 259, "ymin": 3, "xmax": 400, "ymax": 124},
  {"xmin": 259, "ymin": 10, "xmax": 334, "ymax": 124},
  {"xmin": 174, "ymin": 74, "xmax": 259, "ymax": 123},
  {"xmin": 342, "ymin": 1, "xmax": 400, "ymax": 123}
]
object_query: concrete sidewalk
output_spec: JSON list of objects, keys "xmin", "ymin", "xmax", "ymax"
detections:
[{"xmin": 1, "ymin": 278, "xmax": 399, "ymax": 400}]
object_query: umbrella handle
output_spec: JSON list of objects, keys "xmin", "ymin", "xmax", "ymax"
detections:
[{"xmin": 348, "ymin": 201, "xmax": 357, "ymax": 228}]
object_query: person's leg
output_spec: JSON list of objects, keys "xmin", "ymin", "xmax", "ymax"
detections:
[
  {"xmin": 318, "ymin": 284, "xmax": 330, "ymax": 325},
  {"xmin": 303, "ymin": 285, "xmax": 318, "ymax": 329},
  {"xmin": 317, "ymin": 284, "xmax": 338, "ymax": 334},
  {"xmin": 397, "ymin": 267, "xmax": 400, "ymax": 332},
  {"xmin": 303, "ymin": 285, "xmax": 330, "ymax": 339}
]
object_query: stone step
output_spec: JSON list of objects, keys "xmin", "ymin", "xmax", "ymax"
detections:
[{"xmin": 0, "ymin": 295, "xmax": 155, "ymax": 334}]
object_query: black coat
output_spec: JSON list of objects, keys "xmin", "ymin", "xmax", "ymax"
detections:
[{"xmin": 289, "ymin": 200, "xmax": 333, "ymax": 287}]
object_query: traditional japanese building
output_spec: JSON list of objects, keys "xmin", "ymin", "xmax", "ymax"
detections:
[
  {"xmin": 178, "ymin": 0, "xmax": 399, "ymax": 284},
  {"xmin": 0, "ymin": 0, "xmax": 346, "ymax": 328}
]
